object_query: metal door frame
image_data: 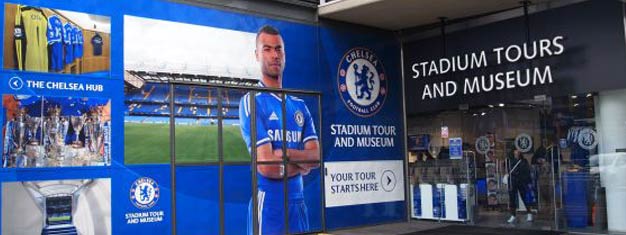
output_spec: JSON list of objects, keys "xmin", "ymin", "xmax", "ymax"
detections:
[{"xmin": 167, "ymin": 81, "xmax": 324, "ymax": 235}]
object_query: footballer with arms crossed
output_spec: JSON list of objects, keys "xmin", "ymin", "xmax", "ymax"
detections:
[{"xmin": 239, "ymin": 25, "xmax": 320, "ymax": 235}]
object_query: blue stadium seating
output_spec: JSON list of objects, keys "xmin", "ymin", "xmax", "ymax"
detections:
[{"xmin": 125, "ymin": 82, "xmax": 308, "ymax": 126}]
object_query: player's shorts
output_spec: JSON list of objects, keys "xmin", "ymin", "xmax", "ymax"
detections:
[
  {"xmin": 65, "ymin": 43, "xmax": 74, "ymax": 65},
  {"xmin": 247, "ymin": 190, "xmax": 309, "ymax": 235},
  {"xmin": 49, "ymin": 42, "xmax": 63, "ymax": 72}
]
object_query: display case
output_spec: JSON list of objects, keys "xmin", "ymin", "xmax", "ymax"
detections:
[{"xmin": 410, "ymin": 151, "xmax": 476, "ymax": 222}]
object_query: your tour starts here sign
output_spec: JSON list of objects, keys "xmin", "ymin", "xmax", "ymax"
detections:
[{"xmin": 411, "ymin": 36, "xmax": 564, "ymax": 100}]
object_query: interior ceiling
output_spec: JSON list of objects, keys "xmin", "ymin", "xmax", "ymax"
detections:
[{"xmin": 319, "ymin": 0, "xmax": 549, "ymax": 30}]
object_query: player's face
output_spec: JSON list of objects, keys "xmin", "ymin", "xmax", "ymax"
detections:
[{"xmin": 256, "ymin": 33, "xmax": 285, "ymax": 80}]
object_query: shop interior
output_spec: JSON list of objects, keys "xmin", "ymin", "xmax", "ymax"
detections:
[{"xmin": 407, "ymin": 90, "xmax": 626, "ymax": 234}]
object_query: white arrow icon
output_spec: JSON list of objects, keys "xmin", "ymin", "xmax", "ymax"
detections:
[{"xmin": 8, "ymin": 77, "xmax": 23, "ymax": 90}]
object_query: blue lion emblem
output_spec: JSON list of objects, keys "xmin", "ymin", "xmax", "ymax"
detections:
[
  {"xmin": 130, "ymin": 177, "xmax": 160, "ymax": 209},
  {"xmin": 337, "ymin": 47, "xmax": 387, "ymax": 117},
  {"xmin": 353, "ymin": 64, "xmax": 375, "ymax": 100},
  {"xmin": 140, "ymin": 185, "xmax": 152, "ymax": 201}
]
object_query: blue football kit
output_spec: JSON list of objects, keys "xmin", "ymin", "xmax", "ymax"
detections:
[
  {"xmin": 73, "ymin": 26, "xmax": 83, "ymax": 59},
  {"xmin": 47, "ymin": 15, "xmax": 63, "ymax": 72},
  {"xmin": 239, "ymin": 82, "xmax": 318, "ymax": 235},
  {"xmin": 63, "ymin": 23, "xmax": 74, "ymax": 64},
  {"xmin": 91, "ymin": 33, "xmax": 103, "ymax": 56}
]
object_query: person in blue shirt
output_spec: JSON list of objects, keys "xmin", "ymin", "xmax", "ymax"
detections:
[
  {"xmin": 239, "ymin": 25, "xmax": 320, "ymax": 235},
  {"xmin": 47, "ymin": 15, "xmax": 63, "ymax": 72}
]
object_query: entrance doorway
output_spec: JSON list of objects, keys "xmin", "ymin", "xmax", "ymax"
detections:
[{"xmin": 408, "ymin": 93, "xmax": 611, "ymax": 234}]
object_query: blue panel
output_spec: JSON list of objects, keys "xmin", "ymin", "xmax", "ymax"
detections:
[
  {"xmin": 1, "ymin": 167, "xmax": 110, "ymax": 181},
  {"xmin": 318, "ymin": 20, "xmax": 407, "ymax": 230},
  {"xmin": 326, "ymin": 201, "xmax": 405, "ymax": 230},
  {"xmin": 297, "ymin": 168, "xmax": 323, "ymax": 233},
  {"xmin": 0, "ymin": 181, "xmax": 2, "ymax": 233},
  {"xmin": 0, "ymin": 71, "xmax": 118, "ymax": 98},
  {"xmin": 224, "ymin": 165, "xmax": 251, "ymax": 235},
  {"xmin": 111, "ymin": 165, "xmax": 171, "ymax": 234},
  {"xmin": 175, "ymin": 166, "xmax": 219, "ymax": 235},
  {"xmin": 318, "ymin": 20, "xmax": 405, "ymax": 162}
]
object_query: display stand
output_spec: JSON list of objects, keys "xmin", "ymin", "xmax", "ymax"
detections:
[{"xmin": 410, "ymin": 152, "xmax": 475, "ymax": 222}]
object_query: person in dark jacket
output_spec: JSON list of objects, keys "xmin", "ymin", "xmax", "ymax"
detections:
[{"xmin": 507, "ymin": 149, "xmax": 534, "ymax": 223}]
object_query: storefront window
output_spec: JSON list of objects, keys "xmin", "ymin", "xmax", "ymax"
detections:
[{"xmin": 408, "ymin": 90, "xmax": 626, "ymax": 234}]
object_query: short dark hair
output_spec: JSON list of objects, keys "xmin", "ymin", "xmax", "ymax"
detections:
[{"xmin": 256, "ymin": 25, "xmax": 280, "ymax": 44}]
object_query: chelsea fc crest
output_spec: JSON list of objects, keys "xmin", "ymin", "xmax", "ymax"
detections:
[
  {"xmin": 294, "ymin": 110, "xmax": 304, "ymax": 127},
  {"xmin": 515, "ymin": 133, "xmax": 533, "ymax": 153},
  {"xmin": 337, "ymin": 47, "xmax": 387, "ymax": 117},
  {"xmin": 130, "ymin": 177, "xmax": 160, "ymax": 209},
  {"xmin": 577, "ymin": 128, "xmax": 598, "ymax": 150}
]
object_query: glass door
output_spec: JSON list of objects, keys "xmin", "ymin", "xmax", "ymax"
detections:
[{"xmin": 464, "ymin": 99, "xmax": 558, "ymax": 231}]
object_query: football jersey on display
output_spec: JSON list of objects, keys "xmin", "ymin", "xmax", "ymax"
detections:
[
  {"xmin": 63, "ymin": 22, "xmax": 74, "ymax": 64},
  {"xmin": 73, "ymin": 26, "xmax": 83, "ymax": 59},
  {"xmin": 14, "ymin": 5, "xmax": 48, "ymax": 72},
  {"xmin": 239, "ymin": 82, "xmax": 318, "ymax": 234},
  {"xmin": 47, "ymin": 15, "xmax": 63, "ymax": 72},
  {"xmin": 91, "ymin": 33, "xmax": 103, "ymax": 56}
]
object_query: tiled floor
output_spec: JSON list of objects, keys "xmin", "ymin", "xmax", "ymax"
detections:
[
  {"xmin": 328, "ymin": 220, "xmax": 447, "ymax": 235},
  {"xmin": 324, "ymin": 213, "xmax": 566, "ymax": 235},
  {"xmin": 321, "ymin": 207, "xmax": 615, "ymax": 235}
]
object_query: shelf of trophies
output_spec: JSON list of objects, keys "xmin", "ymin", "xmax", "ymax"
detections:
[
  {"xmin": 2, "ymin": 95, "xmax": 112, "ymax": 169},
  {"xmin": 409, "ymin": 150, "xmax": 476, "ymax": 222}
]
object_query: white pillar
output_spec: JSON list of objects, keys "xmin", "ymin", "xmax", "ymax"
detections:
[
  {"xmin": 595, "ymin": 89, "xmax": 626, "ymax": 233},
  {"xmin": 596, "ymin": 89, "xmax": 626, "ymax": 154}
]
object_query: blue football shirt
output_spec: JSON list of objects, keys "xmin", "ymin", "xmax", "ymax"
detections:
[
  {"xmin": 63, "ymin": 23, "xmax": 74, "ymax": 64},
  {"xmin": 239, "ymin": 82, "xmax": 318, "ymax": 234},
  {"xmin": 47, "ymin": 15, "xmax": 63, "ymax": 71},
  {"xmin": 91, "ymin": 33, "xmax": 103, "ymax": 56},
  {"xmin": 73, "ymin": 26, "xmax": 83, "ymax": 59},
  {"xmin": 239, "ymin": 83, "xmax": 318, "ymax": 157}
]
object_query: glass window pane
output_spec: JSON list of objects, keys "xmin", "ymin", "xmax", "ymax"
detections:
[
  {"xmin": 124, "ymin": 82, "xmax": 170, "ymax": 164},
  {"xmin": 174, "ymin": 85, "xmax": 217, "ymax": 164},
  {"xmin": 223, "ymin": 88, "xmax": 249, "ymax": 162},
  {"xmin": 175, "ymin": 166, "xmax": 219, "ymax": 234}
]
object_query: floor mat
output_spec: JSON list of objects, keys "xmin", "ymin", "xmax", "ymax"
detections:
[{"xmin": 400, "ymin": 225, "xmax": 565, "ymax": 235}]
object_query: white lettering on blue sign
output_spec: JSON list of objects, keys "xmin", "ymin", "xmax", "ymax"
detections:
[
  {"xmin": 24, "ymin": 79, "xmax": 104, "ymax": 92},
  {"xmin": 330, "ymin": 124, "xmax": 397, "ymax": 148}
]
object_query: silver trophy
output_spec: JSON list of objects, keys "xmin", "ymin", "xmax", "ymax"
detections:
[
  {"xmin": 70, "ymin": 115, "xmax": 86, "ymax": 147},
  {"xmin": 21, "ymin": 179, "xmax": 94, "ymax": 234},
  {"xmin": 26, "ymin": 116, "xmax": 42, "ymax": 144},
  {"xmin": 10, "ymin": 108, "xmax": 28, "ymax": 167},
  {"xmin": 25, "ymin": 116, "xmax": 44, "ymax": 167},
  {"xmin": 85, "ymin": 110, "xmax": 104, "ymax": 163},
  {"xmin": 45, "ymin": 107, "xmax": 65, "ymax": 166}
]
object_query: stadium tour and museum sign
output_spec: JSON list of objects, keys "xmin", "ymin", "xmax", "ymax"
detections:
[{"xmin": 412, "ymin": 35, "xmax": 564, "ymax": 100}]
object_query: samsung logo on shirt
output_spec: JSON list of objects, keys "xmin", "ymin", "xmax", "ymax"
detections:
[{"xmin": 268, "ymin": 129, "xmax": 302, "ymax": 142}]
